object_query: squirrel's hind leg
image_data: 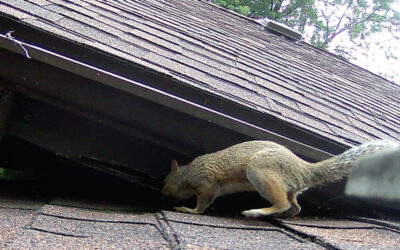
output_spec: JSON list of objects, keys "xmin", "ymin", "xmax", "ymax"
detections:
[
  {"xmin": 242, "ymin": 166, "xmax": 290, "ymax": 218},
  {"xmin": 277, "ymin": 192, "xmax": 301, "ymax": 218}
]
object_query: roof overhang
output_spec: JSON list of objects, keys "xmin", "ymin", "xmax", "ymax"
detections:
[
  {"xmin": 0, "ymin": 33, "xmax": 336, "ymax": 156},
  {"xmin": 0, "ymin": 15, "xmax": 350, "ymax": 179}
]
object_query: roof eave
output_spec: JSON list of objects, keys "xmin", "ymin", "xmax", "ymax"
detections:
[{"xmin": 0, "ymin": 32, "xmax": 339, "ymax": 162}]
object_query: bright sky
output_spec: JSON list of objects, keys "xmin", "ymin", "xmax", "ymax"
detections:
[
  {"xmin": 322, "ymin": 1, "xmax": 400, "ymax": 85},
  {"xmin": 330, "ymin": 26, "xmax": 400, "ymax": 85},
  {"xmin": 258, "ymin": 2, "xmax": 400, "ymax": 84}
]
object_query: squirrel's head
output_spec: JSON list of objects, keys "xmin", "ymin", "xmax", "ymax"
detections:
[{"xmin": 162, "ymin": 160, "xmax": 194, "ymax": 200}]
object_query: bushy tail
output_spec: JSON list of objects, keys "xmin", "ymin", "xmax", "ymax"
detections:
[{"xmin": 308, "ymin": 140, "xmax": 399, "ymax": 186}]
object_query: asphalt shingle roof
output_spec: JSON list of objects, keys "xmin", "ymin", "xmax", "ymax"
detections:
[
  {"xmin": 1, "ymin": 196, "xmax": 400, "ymax": 249},
  {"xmin": 0, "ymin": 0, "xmax": 399, "ymax": 146},
  {"xmin": 281, "ymin": 218, "xmax": 400, "ymax": 249}
]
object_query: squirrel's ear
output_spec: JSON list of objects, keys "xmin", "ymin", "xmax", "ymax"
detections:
[{"xmin": 171, "ymin": 160, "xmax": 179, "ymax": 174}]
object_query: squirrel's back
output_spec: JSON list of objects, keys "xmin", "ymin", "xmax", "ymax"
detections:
[
  {"xmin": 184, "ymin": 141, "xmax": 284, "ymax": 184},
  {"xmin": 191, "ymin": 140, "xmax": 286, "ymax": 171}
]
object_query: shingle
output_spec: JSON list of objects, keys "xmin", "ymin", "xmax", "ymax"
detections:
[
  {"xmin": 347, "ymin": 115, "xmax": 392, "ymax": 140},
  {"xmin": 86, "ymin": 5, "xmax": 128, "ymax": 23},
  {"xmin": 80, "ymin": 0, "xmax": 121, "ymax": 15},
  {"xmin": 66, "ymin": 12, "xmax": 123, "ymax": 37},
  {"xmin": 40, "ymin": 205, "xmax": 155, "ymax": 224},
  {"xmin": 279, "ymin": 218, "xmax": 400, "ymax": 249},
  {"xmin": 0, "ymin": 5, "xmax": 32, "ymax": 20},
  {"xmin": 5, "ymin": 214, "xmax": 169, "ymax": 249},
  {"xmin": 23, "ymin": 19, "xmax": 90, "ymax": 44},
  {"xmin": 143, "ymin": 52, "xmax": 207, "ymax": 81},
  {"xmin": 263, "ymin": 90, "xmax": 300, "ymax": 111},
  {"xmin": 162, "ymin": 211, "xmax": 323, "ymax": 249},
  {"xmin": 313, "ymin": 95, "xmax": 358, "ymax": 119},
  {"xmin": 181, "ymin": 48, "xmax": 232, "ymax": 72},
  {"xmin": 255, "ymin": 76, "xmax": 305, "ymax": 102},
  {"xmin": 25, "ymin": 0, "xmax": 51, "ymax": 7},
  {"xmin": 148, "ymin": 15, "xmax": 187, "ymax": 34},
  {"xmin": 0, "ymin": 197, "xmax": 43, "ymax": 247},
  {"xmin": 173, "ymin": 54, "xmax": 257, "ymax": 92},
  {"xmin": 0, "ymin": 209, "xmax": 36, "ymax": 247},
  {"xmin": 121, "ymin": 33, "xmax": 176, "ymax": 58},
  {"xmin": 55, "ymin": 17, "xmax": 134, "ymax": 53},
  {"xmin": 127, "ymin": 29, "xmax": 183, "ymax": 54},
  {"xmin": 327, "ymin": 124, "xmax": 370, "ymax": 143},
  {"xmin": 375, "ymin": 118, "xmax": 400, "ymax": 138},
  {"xmin": 182, "ymin": 41, "xmax": 236, "ymax": 66},
  {"xmin": 123, "ymin": 20, "xmax": 181, "ymax": 44},
  {"xmin": 46, "ymin": 0, "xmax": 98, "ymax": 18},
  {"xmin": 65, "ymin": 0, "xmax": 90, "ymax": 7},
  {"xmin": 230, "ymin": 67, "xmax": 255, "ymax": 82},
  {"xmin": 44, "ymin": 4, "xmax": 74, "ymax": 16},
  {"xmin": 0, "ymin": 0, "xmax": 63, "ymax": 22},
  {"xmin": 89, "ymin": 42, "xmax": 169, "ymax": 74},
  {"xmin": 273, "ymin": 103, "xmax": 332, "ymax": 133}
]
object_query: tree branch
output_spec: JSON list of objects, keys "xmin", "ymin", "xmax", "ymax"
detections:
[
  {"xmin": 273, "ymin": 0, "xmax": 282, "ymax": 12},
  {"xmin": 320, "ymin": 9, "xmax": 331, "ymax": 45},
  {"xmin": 281, "ymin": 0, "xmax": 303, "ymax": 17},
  {"xmin": 333, "ymin": 0, "xmax": 353, "ymax": 36},
  {"xmin": 328, "ymin": 4, "xmax": 384, "ymax": 42}
]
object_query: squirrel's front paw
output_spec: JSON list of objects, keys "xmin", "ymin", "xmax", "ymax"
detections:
[{"xmin": 174, "ymin": 206, "xmax": 198, "ymax": 214}]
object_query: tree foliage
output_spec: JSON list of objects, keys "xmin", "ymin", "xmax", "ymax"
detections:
[{"xmin": 214, "ymin": 0, "xmax": 400, "ymax": 60}]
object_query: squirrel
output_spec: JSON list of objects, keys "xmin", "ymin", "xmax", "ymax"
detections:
[{"xmin": 162, "ymin": 140, "xmax": 399, "ymax": 218}]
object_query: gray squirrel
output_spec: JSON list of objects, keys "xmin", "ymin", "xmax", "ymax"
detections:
[{"xmin": 162, "ymin": 140, "xmax": 399, "ymax": 218}]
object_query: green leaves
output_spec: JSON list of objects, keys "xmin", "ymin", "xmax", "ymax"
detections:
[
  {"xmin": 214, "ymin": 0, "xmax": 400, "ymax": 51},
  {"xmin": 237, "ymin": 5, "xmax": 251, "ymax": 15},
  {"xmin": 215, "ymin": 0, "xmax": 251, "ymax": 15},
  {"xmin": 213, "ymin": 0, "xmax": 400, "ymax": 81}
]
